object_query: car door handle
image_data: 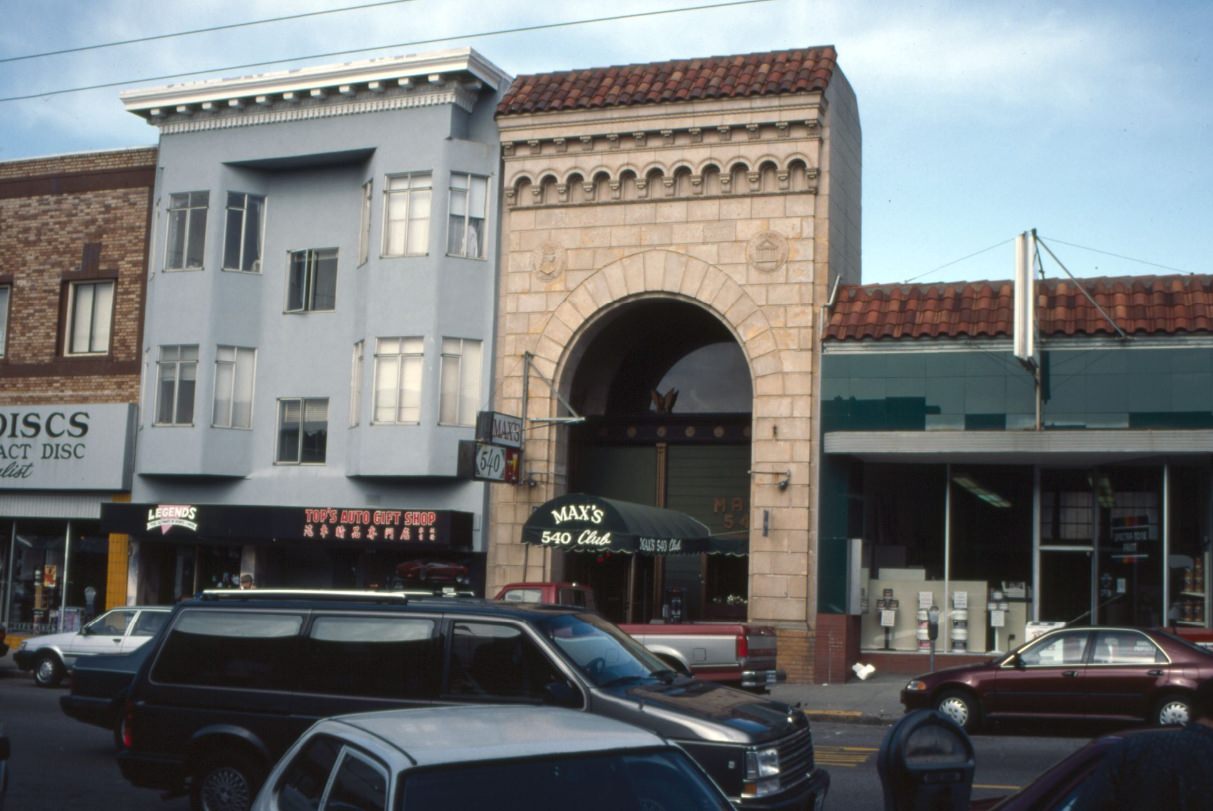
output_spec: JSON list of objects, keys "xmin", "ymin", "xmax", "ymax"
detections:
[
  {"xmin": 1062, "ymin": 670, "xmax": 1079, "ymax": 678},
  {"xmin": 1148, "ymin": 670, "xmax": 1163, "ymax": 676}
]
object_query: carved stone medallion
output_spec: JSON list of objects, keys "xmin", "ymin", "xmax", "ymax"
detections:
[
  {"xmin": 535, "ymin": 241, "xmax": 565, "ymax": 280},
  {"xmin": 747, "ymin": 231, "xmax": 789, "ymax": 273}
]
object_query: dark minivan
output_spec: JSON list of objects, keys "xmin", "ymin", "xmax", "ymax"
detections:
[{"xmin": 117, "ymin": 590, "xmax": 828, "ymax": 811}]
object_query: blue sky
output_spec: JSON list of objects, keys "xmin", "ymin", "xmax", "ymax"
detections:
[{"xmin": 2, "ymin": 0, "xmax": 1209, "ymax": 286}]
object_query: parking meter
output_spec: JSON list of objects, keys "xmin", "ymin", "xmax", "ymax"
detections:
[
  {"xmin": 877, "ymin": 709, "xmax": 975, "ymax": 811},
  {"xmin": 927, "ymin": 606, "xmax": 940, "ymax": 641}
]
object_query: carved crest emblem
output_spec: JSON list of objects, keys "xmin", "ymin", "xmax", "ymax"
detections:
[{"xmin": 747, "ymin": 231, "xmax": 790, "ymax": 273}]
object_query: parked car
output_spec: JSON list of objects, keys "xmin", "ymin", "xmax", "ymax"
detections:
[
  {"xmin": 60, "ymin": 645, "xmax": 154, "ymax": 740},
  {"xmin": 901, "ymin": 625, "xmax": 1213, "ymax": 731},
  {"xmin": 13, "ymin": 606, "xmax": 170, "ymax": 687},
  {"xmin": 0, "ymin": 623, "xmax": 9, "ymax": 658},
  {"xmin": 117, "ymin": 590, "xmax": 828, "ymax": 811},
  {"xmin": 251, "ymin": 705, "xmax": 734, "ymax": 811},
  {"xmin": 496, "ymin": 581, "xmax": 786, "ymax": 691}
]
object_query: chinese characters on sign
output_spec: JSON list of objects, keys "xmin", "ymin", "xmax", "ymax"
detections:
[{"xmin": 301, "ymin": 509, "xmax": 442, "ymax": 543}]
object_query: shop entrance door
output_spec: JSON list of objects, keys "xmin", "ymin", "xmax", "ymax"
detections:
[{"xmin": 1039, "ymin": 549, "xmax": 1094, "ymax": 625}]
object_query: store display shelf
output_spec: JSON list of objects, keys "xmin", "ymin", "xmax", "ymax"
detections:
[
  {"xmin": 1181, "ymin": 591, "xmax": 1206, "ymax": 598},
  {"xmin": 1175, "ymin": 620, "xmax": 1206, "ymax": 627}
]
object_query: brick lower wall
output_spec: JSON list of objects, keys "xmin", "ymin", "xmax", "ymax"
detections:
[
  {"xmin": 776, "ymin": 627, "xmax": 814, "ymax": 684},
  {"xmin": 812, "ymin": 613, "xmax": 861, "ymax": 684}
]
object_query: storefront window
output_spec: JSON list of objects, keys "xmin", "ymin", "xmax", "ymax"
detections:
[
  {"xmin": 8, "ymin": 522, "xmax": 66, "ymax": 634},
  {"xmin": 1169, "ymin": 466, "xmax": 1210, "ymax": 630}
]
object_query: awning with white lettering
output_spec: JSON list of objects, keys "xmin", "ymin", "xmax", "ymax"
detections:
[{"xmin": 521, "ymin": 493, "xmax": 743, "ymax": 555}]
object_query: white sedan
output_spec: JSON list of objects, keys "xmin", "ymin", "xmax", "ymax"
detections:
[{"xmin": 13, "ymin": 606, "xmax": 169, "ymax": 687}]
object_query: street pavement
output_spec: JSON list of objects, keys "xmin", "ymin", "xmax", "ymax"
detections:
[{"xmin": 772, "ymin": 673, "xmax": 907, "ymax": 726}]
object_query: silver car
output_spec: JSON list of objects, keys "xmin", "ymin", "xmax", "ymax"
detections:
[
  {"xmin": 250, "ymin": 705, "xmax": 733, "ymax": 811},
  {"xmin": 13, "ymin": 606, "xmax": 169, "ymax": 687}
]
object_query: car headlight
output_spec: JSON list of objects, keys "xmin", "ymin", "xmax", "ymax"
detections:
[
  {"xmin": 743, "ymin": 746, "xmax": 780, "ymax": 798},
  {"xmin": 904, "ymin": 679, "xmax": 928, "ymax": 692}
]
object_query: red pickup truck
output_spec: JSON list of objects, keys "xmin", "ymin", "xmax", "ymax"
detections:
[{"xmin": 495, "ymin": 582, "xmax": 785, "ymax": 691}]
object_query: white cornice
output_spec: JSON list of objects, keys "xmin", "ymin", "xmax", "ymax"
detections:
[{"xmin": 121, "ymin": 47, "xmax": 510, "ymax": 125}]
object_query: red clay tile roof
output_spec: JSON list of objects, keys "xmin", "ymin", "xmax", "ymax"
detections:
[
  {"xmin": 824, "ymin": 275, "xmax": 1213, "ymax": 341},
  {"xmin": 497, "ymin": 46, "xmax": 837, "ymax": 115}
]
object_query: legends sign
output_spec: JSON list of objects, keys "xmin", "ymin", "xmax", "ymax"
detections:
[{"xmin": 0, "ymin": 404, "xmax": 136, "ymax": 490}]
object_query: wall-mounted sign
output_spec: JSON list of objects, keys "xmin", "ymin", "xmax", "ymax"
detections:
[
  {"xmin": 0, "ymin": 403, "xmax": 135, "ymax": 490},
  {"xmin": 475, "ymin": 411, "xmax": 524, "ymax": 449},
  {"xmin": 458, "ymin": 440, "xmax": 522, "ymax": 483}
]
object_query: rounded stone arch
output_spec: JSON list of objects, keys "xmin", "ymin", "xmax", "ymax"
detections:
[
  {"xmin": 639, "ymin": 160, "xmax": 668, "ymax": 179},
  {"xmin": 695, "ymin": 158, "xmax": 725, "ymax": 175},
  {"xmin": 783, "ymin": 152, "xmax": 817, "ymax": 172},
  {"xmin": 527, "ymin": 249, "xmax": 781, "ymax": 410}
]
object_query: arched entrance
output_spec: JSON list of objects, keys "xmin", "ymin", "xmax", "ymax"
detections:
[{"xmin": 558, "ymin": 299, "xmax": 753, "ymax": 624}]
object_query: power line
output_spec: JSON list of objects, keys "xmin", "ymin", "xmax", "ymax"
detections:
[
  {"xmin": 1036, "ymin": 234, "xmax": 1192, "ymax": 275},
  {"xmin": 901, "ymin": 238, "xmax": 1015, "ymax": 284},
  {"xmin": 0, "ymin": 0, "xmax": 777, "ymax": 103},
  {"xmin": 0, "ymin": 0, "xmax": 419, "ymax": 64}
]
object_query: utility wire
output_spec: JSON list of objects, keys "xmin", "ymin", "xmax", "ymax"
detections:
[
  {"xmin": 901, "ymin": 237, "xmax": 1015, "ymax": 284},
  {"xmin": 1036, "ymin": 235, "xmax": 1192, "ymax": 275},
  {"xmin": 0, "ymin": 0, "xmax": 419, "ymax": 64},
  {"xmin": 0, "ymin": 0, "xmax": 776, "ymax": 103}
]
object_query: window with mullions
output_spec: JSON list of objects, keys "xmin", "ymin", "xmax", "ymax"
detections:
[
  {"xmin": 223, "ymin": 192, "xmax": 265, "ymax": 272},
  {"xmin": 439, "ymin": 337, "xmax": 482, "ymax": 426},
  {"xmin": 212, "ymin": 346, "xmax": 255, "ymax": 429},
  {"xmin": 373, "ymin": 337, "xmax": 423, "ymax": 424},
  {"xmin": 447, "ymin": 173, "xmax": 487, "ymax": 259},
  {"xmin": 277, "ymin": 397, "xmax": 328, "ymax": 464},
  {"xmin": 156, "ymin": 345, "xmax": 198, "ymax": 425},
  {"xmin": 65, "ymin": 280, "xmax": 114, "ymax": 355},
  {"xmin": 286, "ymin": 248, "xmax": 338, "ymax": 312},
  {"xmin": 382, "ymin": 173, "xmax": 430, "ymax": 256},
  {"xmin": 0, "ymin": 284, "xmax": 10, "ymax": 356},
  {"xmin": 166, "ymin": 191, "xmax": 208, "ymax": 270}
]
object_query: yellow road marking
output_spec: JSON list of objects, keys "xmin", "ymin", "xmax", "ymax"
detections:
[{"xmin": 815, "ymin": 745, "xmax": 877, "ymax": 768}]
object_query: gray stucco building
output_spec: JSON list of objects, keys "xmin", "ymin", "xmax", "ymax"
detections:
[{"xmin": 103, "ymin": 50, "xmax": 511, "ymax": 600}]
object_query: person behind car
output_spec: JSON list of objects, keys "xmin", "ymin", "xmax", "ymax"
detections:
[
  {"xmin": 239, "ymin": 573, "xmax": 255, "ymax": 590},
  {"xmin": 1074, "ymin": 677, "xmax": 1213, "ymax": 810}
]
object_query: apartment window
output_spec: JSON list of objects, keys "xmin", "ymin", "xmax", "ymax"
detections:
[
  {"xmin": 0, "ymin": 285, "xmax": 9, "ymax": 357},
  {"xmin": 439, "ymin": 338, "xmax": 482, "ymax": 426},
  {"xmin": 166, "ymin": 191, "xmax": 209, "ymax": 270},
  {"xmin": 287, "ymin": 248, "xmax": 338, "ymax": 312},
  {"xmin": 223, "ymin": 192, "xmax": 265, "ymax": 272},
  {"xmin": 373, "ymin": 337, "xmax": 424, "ymax": 424},
  {"xmin": 358, "ymin": 180, "xmax": 372, "ymax": 266},
  {"xmin": 156, "ymin": 345, "xmax": 198, "ymax": 425},
  {"xmin": 447, "ymin": 173, "xmax": 487, "ymax": 259},
  {"xmin": 350, "ymin": 340, "xmax": 364, "ymax": 427},
  {"xmin": 65, "ymin": 280, "xmax": 114, "ymax": 355},
  {"xmin": 382, "ymin": 173, "xmax": 430, "ymax": 256},
  {"xmin": 277, "ymin": 398, "xmax": 328, "ymax": 464},
  {"xmin": 213, "ymin": 346, "xmax": 256, "ymax": 429}
]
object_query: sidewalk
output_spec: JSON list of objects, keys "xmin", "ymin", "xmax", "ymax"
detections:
[{"xmin": 770, "ymin": 673, "xmax": 907, "ymax": 726}]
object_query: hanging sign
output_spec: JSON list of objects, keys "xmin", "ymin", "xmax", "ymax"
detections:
[
  {"xmin": 475, "ymin": 411, "xmax": 524, "ymax": 449},
  {"xmin": 458, "ymin": 440, "xmax": 522, "ymax": 483}
]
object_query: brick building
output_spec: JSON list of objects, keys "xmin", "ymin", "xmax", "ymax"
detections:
[
  {"xmin": 487, "ymin": 47, "xmax": 861, "ymax": 681},
  {"xmin": 0, "ymin": 148, "xmax": 155, "ymax": 632}
]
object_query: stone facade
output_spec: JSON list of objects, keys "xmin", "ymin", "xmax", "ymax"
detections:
[{"xmin": 488, "ymin": 50, "xmax": 861, "ymax": 669}]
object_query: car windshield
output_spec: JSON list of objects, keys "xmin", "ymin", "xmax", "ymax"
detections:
[
  {"xmin": 535, "ymin": 613, "xmax": 671, "ymax": 688},
  {"xmin": 398, "ymin": 748, "xmax": 731, "ymax": 811}
]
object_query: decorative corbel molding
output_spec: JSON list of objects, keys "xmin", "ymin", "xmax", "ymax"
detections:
[
  {"xmin": 606, "ymin": 133, "xmax": 620, "ymax": 149},
  {"xmin": 502, "ymin": 142, "xmax": 515, "ymax": 157},
  {"xmin": 777, "ymin": 170, "xmax": 790, "ymax": 190},
  {"xmin": 660, "ymin": 129, "xmax": 674, "ymax": 146},
  {"xmin": 717, "ymin": 125, "xmax": 732, "ymax": 141},
  {"xmin": 579, "ymin": 135, "xmax": 594, "ymax": 151},
  {"xmin": 776, "ymin": 122, "xmax": 790, "ymax": 137},
  {"xmin": 635, "ymin": 178, "xmax": 649, "ymax": 198},
  {"xmin": 745, "ymin": 123, "xmax": 761, "ymax": 140},
  {"xmin": 555, "ymin": 183, "xmax": 569, "ymax": 203},
  {"xmin": 582, "ymin": 181, "xmax": 596, "ymax": 201},
  {"xmin": 553, "ymin": 137, "xmax": 567, "ymax": 154},
  {"xmin": 609, "ymin": 179, "xmax": 621, "ymax": 200},
  {"xmin": 662, "ymin": 177, "xmax": 675, "ymax": 197},
  {"xmin": 632, "ymin": 131, "xmax": 647, "ymax": 147},
  {"xmin": 690, "ymin": 175, "xmax": 704, "ymax": 195},
  {"xmin": 747, "ymin": 171, "xmax": 761, "ymax": 192},
  {"xmin": 689, "ymin": 127, "xmax": 702, "ymax": 143},
  {"xmin": 527, "ymin": 139, "xmax": 541, "ymax": 156}
]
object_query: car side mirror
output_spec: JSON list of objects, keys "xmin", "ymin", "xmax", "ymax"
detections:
[
  {"xmin": 543, "ymin": 680, "xmax": 583, "ymax": 709},
  {"xmin": 79, "ymin": 625, "xmax": 92, "ymax": 637},
  {"xmin": 1007, "ymin": 653, "xmax": 1024, "ymax": 669},
  {"xmin": 656, "ymin": 653, "xmax": 692, "ymax": 677}
]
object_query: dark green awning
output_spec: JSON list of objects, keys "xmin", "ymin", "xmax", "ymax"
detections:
[{"xmin": 521, "ymin": 493, "xmax": 746, "ymax": 555}]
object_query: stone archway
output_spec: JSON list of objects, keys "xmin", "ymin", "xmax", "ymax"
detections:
[{"xmin": 488, "ymin": 248, "xmax": 814, "ymax": 635}]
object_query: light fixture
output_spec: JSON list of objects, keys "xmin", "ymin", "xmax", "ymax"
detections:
[
  {"xmin": 749, "ymin": 469, "xmax": 791, "ymax": 490},
  {"xmin": 952, "ymin": 475, "xmax": 1011, "ymax": 508}
]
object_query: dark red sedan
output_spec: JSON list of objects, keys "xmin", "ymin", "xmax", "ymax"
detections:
[{"xmin": 901, "ymin": 626, "xmax": 1213, "ymax": 732}]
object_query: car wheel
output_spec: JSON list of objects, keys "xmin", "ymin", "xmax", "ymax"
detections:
[
  {"xmin": 1155, "ymin": 694, "xmax": 1192, "ymax": 727},
  {"xmin": 935, "ymin": 689, "xmax": 981, "ymax": 732},
  {"xmin": 32, "ymin": 652, "xmax": 64, "ymax": 688},
  {"xmin": 190, "ymin": 751, "xmax": 264, "ymax": 811}
]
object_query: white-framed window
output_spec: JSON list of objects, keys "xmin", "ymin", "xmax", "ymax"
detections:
[
  {"xmin": 382, "ymin": 172, "xmax": 430, "ymax": 256},
  {"xmin": 0, "ymin": 284, "xmax": 10, "ymax": 357},
  {"xmin": 223, "ymin": 192, "xmax": 265, "ymax": 272},
  {"xmin": 350, "ymin": 340, "xmax": 364, "ymax": 427},
  {"xmin": 213, "ymin": 346, "xmax": 256, "ymax": 429},
  {"xmin": 166, "ymin": 191, "xmax": 209, "ymax": 270},
  {"xmin": 65, "ymin": 280, "xmax": 114, "ymax": 355},
  {"xmin": 446, "ymin": 173, "xmax": 488, "ymax": 259},
  {"xmin": 286, "ymin": 248, "xmax": 338, "ymax": 313},
  {"xmin": 358, "ymin": 180, "xmax": 372, "ymax": 266},
  {"xmin": 373, "ymin": 337, "xmax": 424, "ymax": 424},
  {"xmin": 155, "ymin": 345, "xmax": 198, "ymax": 425},
  {"xmin": 276, "ymin": 397, "xmax": 328, "ymax": 464},
  {"xmin": 439, "ymin": 337, "xmax": 482, "ymax": 426}
]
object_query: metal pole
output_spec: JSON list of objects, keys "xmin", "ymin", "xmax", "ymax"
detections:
[{"xmin": 60, "ymin": 521, "xmax": 72, "ymax": 632}]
